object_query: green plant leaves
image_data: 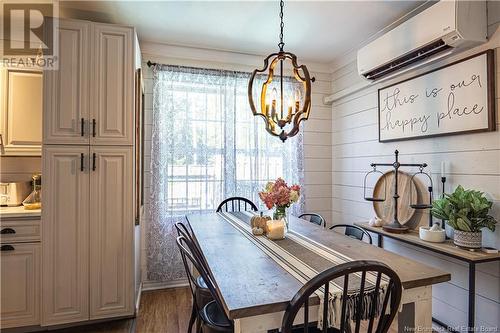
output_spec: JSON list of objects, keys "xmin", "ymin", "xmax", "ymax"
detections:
[{"xmin": 430, "ymin": 185, "xmax": 497, "ymax": 232}]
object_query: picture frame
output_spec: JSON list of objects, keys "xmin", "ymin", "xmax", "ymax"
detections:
[{"xmin": 378, "ymin": 49, "xmax": 495, "ymax": 142}]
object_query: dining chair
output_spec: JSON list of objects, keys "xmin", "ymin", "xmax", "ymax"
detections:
[
  {"xmin": 216, "ymin": 196, "xmax": 258, "ymax": 213},
  {"xmin": 329, "ymin": 224, "xmax": 373, "ymax": 244},
  {"xmin": 177, "ymin": 235, "xmax": 234, "ymax": 333},
  {"xmin": 299, "ymin": 213, "xmax": 326, "ymax": 228},
  {"xmin": 281, "ymin": 260, "xmax": 402, "ymax": 333},
  {"xmin": 174, "ymin": 222, "xmax": 213, "ymax": 333}
]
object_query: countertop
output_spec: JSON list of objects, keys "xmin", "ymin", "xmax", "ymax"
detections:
[{"xmin": 0, "ymin": 206, "xmax": 41, "ymax": 219}]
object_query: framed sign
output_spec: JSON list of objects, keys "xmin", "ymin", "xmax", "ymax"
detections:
[{"xmin": 378, "ymin": 50, "xmax": 495, "ymax": 142}]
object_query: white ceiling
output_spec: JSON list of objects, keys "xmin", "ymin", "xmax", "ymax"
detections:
[{"xmin": 60, "ymin": 0, "xmax": 426, "ymax": 65}]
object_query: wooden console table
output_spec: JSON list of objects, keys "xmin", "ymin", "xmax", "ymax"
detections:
[{"xmin": 355, "ymin": 222, "xmax": 500, "ymax": 332}]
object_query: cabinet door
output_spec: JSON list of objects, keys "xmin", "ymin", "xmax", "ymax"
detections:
[
  {"xmin": 42, "ymin": 146, "xmax": 90, "ymax": 325},
  {"xmin": 91, "ymin": 24, "xmax": 134, "ymax": 145},
  {"xmin": 0, "ymin": 69, "xmax": 42, "ymax": 156},
  {"xmin": 43, "ymin": 19, "xmax": 90, "ymax": 145},
  {"xmin": 0, "ymin": 243, "xmax": 40, "ymax": 328},
  {"xmin": 89, "ymin": 146, "xmax": 134, "ymax": 318}
]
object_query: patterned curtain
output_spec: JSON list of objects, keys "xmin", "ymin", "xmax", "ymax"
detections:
[{"xmin": 147, "ymin": 64, "xmax": 304, "ymax": 282}]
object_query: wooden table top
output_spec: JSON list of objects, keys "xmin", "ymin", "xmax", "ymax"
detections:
[
  {"xmin": 355, "ymin": 222, "xmax": 500, "ymax": 264},
  {"xmin": 187, "ymin": 213, "xmax": 451, "ymax": 320}
]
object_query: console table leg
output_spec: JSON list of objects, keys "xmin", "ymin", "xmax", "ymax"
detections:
[{"xmin": 468, "ymin": 263, "xmax": 476, "ymax": 332}]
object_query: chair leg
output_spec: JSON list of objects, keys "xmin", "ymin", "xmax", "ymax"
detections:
[
  {"xmin": 196, "ymin": 318, "xmax": 202, "ymax": 333},
  {"xmin": 188, "ymin": 302, "xmax": 196, "ymax": 333}
]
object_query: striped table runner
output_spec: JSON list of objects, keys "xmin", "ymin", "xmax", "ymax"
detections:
[{"xmin": 219, "ymin": 211, "xmax": 389, "ymax": 329}]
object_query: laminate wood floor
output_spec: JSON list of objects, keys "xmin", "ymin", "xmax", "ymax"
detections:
[
  {"xmin": 48, "ymin": 287, "xmax": 404, "ymax": 333},
  {"xmin": 135, "ymin": 287, "xmax": 192, "ymax": 333}
]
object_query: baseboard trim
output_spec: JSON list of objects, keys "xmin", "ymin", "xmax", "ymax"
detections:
[
  {"xmin": 135, "ymin": 281, "xmax": 143, "ymax": 312},
  {"xmin": 142, "ymin": 279, "xmax": 189, "ymax": 291}
]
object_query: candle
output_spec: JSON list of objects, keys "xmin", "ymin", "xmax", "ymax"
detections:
[
  {"xmin": 266, "ymin": 220, "xmax": 285, "ymax": 240},
  {"xmin": 440, "ymin": 161, "xmax": 445, "ymax": 178}
]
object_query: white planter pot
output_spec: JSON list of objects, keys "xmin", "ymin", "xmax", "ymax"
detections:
[{"xmin": 453, "ymin": 230, "xmax": 482, "ymax": 249}]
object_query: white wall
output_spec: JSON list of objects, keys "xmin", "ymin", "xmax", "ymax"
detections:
[
  {"xmin": 139, "ymin": 42, "xmax": 332, "ymax": 288},
  {"xmin": 329, "ymin": 7, "xmax": 500, "ymax": 330}
]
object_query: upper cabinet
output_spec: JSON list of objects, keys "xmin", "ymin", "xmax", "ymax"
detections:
[
  {"xmin": 43, "ymin": 20, "xmax": 134, "ymax": 146},
  {"xmin": 91, "ymin": 24, "xmax": 134, "ymax": 145},
  {"xmin": 0, "ymin": 68, "xmax": 43, "ymax": 156},
  {"xmin": 43, "ymin": 19, "xmax": 90, "ymax": 145}
]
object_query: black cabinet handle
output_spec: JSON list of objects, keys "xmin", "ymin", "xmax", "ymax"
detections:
[
  {"xmin": 0, "ymin": 228, "xmax": 16, "ymax": 234},
  {"xmin": 92, "ymin": 152, "xmax": 96, "ymax": 171},
  {"xmin": 80, "ymin": 118, "xmax": 85, "ymax": 136},
  {"xmin": 80, "ymin": 153, "xmax": 84, "ymax": 172},
  {"xmin": 92, "ymin": 119, "xmax": 96, "ymax": 137},
  {"xmin": 1, "ymin": 245, "xmax": 15, "ymax": 251}
]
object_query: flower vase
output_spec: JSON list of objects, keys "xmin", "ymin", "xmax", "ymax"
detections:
[{"xmin": 274, "ymin": 206, "xmax": 288, "ymax": 233}]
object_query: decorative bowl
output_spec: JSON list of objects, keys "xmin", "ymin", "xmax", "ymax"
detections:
[{"xmin": 419, "ymin": 226, "xmax": 446, "ymax": 243}]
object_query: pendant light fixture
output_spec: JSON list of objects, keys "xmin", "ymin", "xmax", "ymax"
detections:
[{"xmin": 248, "ymin": 0, "xmax": 315, "ymax": 142}]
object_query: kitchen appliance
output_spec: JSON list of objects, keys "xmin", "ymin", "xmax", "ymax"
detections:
[
  {"xmin": 0, "ymin": 181, "xmax": 31, "ymax": 206},
  {"xmin": 22, "ymin": 174, "xmax": 42, "ymax": 210}
]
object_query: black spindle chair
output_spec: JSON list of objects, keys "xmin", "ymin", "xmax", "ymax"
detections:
[
  {"xmin": 216, "ymin": 197, "xmax": 258, "ymax": 213},
  {"xmin": 176, "ymin": 235, "xmax": 233, "ymax": 333},
  {"xmin": 299, "ymin": 213, "xmax": 326, "ymax": 228},
  {"xmin": 281, "ymin": 260, "xmax": 402, "ymax": 333},
  {"xmin": 174, "ymin": 222, "xmax": 213, "ymax": 333},
  {"xmin": 329, "ymin": 224, "xmax": 373, "ymax": 244}
]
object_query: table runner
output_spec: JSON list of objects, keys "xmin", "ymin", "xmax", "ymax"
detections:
[{"xmin": 219, "ymin": 211, "xmax": 390, "ymax": 329}]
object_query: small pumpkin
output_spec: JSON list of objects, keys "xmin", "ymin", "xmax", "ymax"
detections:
[
  {"xmin": 251, "ymin": 213, "xmax": 271, "ymax": 230},
  {"xmin": 252, "ymin": 227, "xmax": 264, "ymax": 236}
]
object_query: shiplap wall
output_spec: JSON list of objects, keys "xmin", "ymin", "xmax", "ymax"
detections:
[
  {"xmin": 139, "ymin": 43, "xmax": 332, "ymax": 287},
  {"xmin": 329, "ymin": 6, "xmax": 500, "ymax": 330}
]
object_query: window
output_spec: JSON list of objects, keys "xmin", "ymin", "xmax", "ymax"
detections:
[{"xmin": 147, "ymin": 64, "xmax": 303, "ymax": 281}]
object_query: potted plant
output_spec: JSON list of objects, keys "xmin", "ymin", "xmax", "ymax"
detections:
[{"xmin": 431, "ymin": 185, "xmax": 497, "ymax": 249}]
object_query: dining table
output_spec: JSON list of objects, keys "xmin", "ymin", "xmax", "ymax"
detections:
[{"xmin": 186, "ymin": 212, "xmax": 451, "ymax": 333}]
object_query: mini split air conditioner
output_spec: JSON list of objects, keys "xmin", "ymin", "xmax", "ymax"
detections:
[{"xmin": 357, "ymin": 0, "xmax": 487, "ymax": 81}]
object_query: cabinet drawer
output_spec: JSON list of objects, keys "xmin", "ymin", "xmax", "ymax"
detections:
[
  {"xmin": 1, "ymin": 242, "xmax": 41, "ymax": 328},
  {"xmin": 1, "ymin": 219, "xmax": 41, "ymax": 243}
]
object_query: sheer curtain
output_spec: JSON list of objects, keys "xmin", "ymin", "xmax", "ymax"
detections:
[{"xmin": 147, "ymin": 64, "xmax": 304, "ymax": 282}]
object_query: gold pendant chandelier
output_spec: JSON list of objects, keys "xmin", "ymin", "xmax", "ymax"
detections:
[{"xmin": 248, "ymin": 0, "xmax": 315, "ymax": 142}]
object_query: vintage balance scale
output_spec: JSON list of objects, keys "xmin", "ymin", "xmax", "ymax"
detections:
[{"xmin": 363, "ymin": 150, "xmax": 435, "ymax": 233}]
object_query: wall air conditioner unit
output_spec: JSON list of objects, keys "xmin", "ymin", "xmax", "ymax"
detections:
[{"xmin": 357, "ymin": 0, "xmax": 486, "ymax": 82}]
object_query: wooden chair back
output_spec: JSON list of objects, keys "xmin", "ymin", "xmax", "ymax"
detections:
[
  {"xmin": 216, "ymin": 196, "xmax": 258, "ymax": 212},
  {"xmin": 329, "ymin": 224, "xmax": 373, "ymax": 244},
  {"xmin": 299, "ymin": 213, "xmax": 326, "ymax": 228},
  {"xmin": 176, "ymin": 235, "xmax": 231, "ymax": 326},
  {"xmin": 281, "ymin": 260, "xmax": 402, "ymax": 333}
]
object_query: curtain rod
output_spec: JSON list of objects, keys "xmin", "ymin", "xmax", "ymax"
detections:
[
  {"xmin": 146, "ymin": 60, "xmax": 253, "ymax": 76},
  {"xmin": 146, "ymin": 61, "xmax": 301, "ymax": 81}
]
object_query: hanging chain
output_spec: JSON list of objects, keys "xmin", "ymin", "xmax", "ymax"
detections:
[{"xmin": 278, "ymin": 0, "xmax": 285, "ymax": 52}]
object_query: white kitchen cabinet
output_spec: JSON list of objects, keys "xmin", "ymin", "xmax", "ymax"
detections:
[
  {"xmin": 90, "ymin": 146, "xmax": 134, "ymax": 318},
  {"xmin": 41, "ymin": 146, "xmax": 90, "ymax": 326},
  {"xmin": 41, "ymin": 17, "xmax": 137, "ymax": 328},
  {"xmin": 43, "ymin": 19, "xmax": 91, "ymax": 145},
  {"xmin": 43, "ymin": 20, "xmax": 134, "ymax": 146},
  {"xmin": 0, "ymin": 243, "xmax": 41, "ymax": 328},
  {"xmin": 0, "ymin": 68, "xmax": 43, "ymax": 156},
  {"xmin": 42, "ymin": 145, "xmax": 134, "ymax": 325},
  {"xmin": 91, "ymin": 24, "xmax": 134, "ymax": 146}
]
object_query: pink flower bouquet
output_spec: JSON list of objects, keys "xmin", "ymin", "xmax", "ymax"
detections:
[{"xmin": 258, "ymin": 178, "xmax": 301, "ymax": 210}]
